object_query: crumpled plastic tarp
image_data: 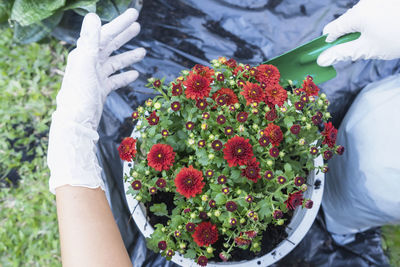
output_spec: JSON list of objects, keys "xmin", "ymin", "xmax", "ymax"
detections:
[{"xmin": 52, "ymin": 0, "xmax": 399, "ymax": 266}]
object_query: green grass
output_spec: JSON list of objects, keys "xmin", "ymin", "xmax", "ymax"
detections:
[
  {"xmin": 0, "ymin": 28, "xmax": 67, "ymax": 266},
  {"xmin": 0, "ymin": 26, "xmax": 399, "ymax": 267}
]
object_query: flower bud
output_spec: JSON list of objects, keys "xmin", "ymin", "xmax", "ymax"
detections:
[
  {"xmin": 145, "ymin": 170, "xmax": 150, "ymax": 175},
  {"xmin": 264, "ymin": 105, "xmax": 270, "ymax": 112},
  {"xmin": 189, "ymin": 133, "xmax": 195, "ymax": 138},
  {"xmin": 298, "ymin": 138, "xmax": 305, "ymax": 145},
  {"xmin": 320, "ymin": 93, "xmax": 327, "ymax": 99},
  {"xmin": 236, "ymin": 189, "xmax": 242, "ymax": 195},
  {"xmin": 182, "ymin": 70, "xmax": 189, "ymax": 75},
  {"xmin": 279, "ymin": 151, "xmax": 285, "ymax": 157},
  {"xmin": 229, "ymin": 80, "xmax": 235, "ymax": 86},
  {"xmin": 141, "ymin": 133, "xmax": 147, "ymax": 139},
  {"xmin": 188, "ymin": 139, "xmax": 195, "ymax": 145},
  {"xmin": 132, "ymin": 171, "xmax": 138, "ymax": 178},
  {"xmin": 240, "ymin": 218, "xmax": 246, "ymax": 224},
  {"xmin": 135, "ymin": 195, "xmax": 142, "ymax": 201},
  {"xmin": 154, "ymin": 102, "xmax": 161, "ymax": 109},
  {"xmin": 306, "ymin": 123, "xmax": 311, "ymax": 130},
  {"xmin": 145, "ymin": 99, "xmax": 153, "ymax": 107},
  {"xmin": 277, "ymin": 219, "xmax": 284, "ymax": 225},
  {"xmin": 209, "ymin": 134, "xmax": 215, "ymax": 140},
  {"xmin": 202, "ymin": 195, "xmax": 209, "ymax": 201},
  {"xmin": 208, "ymin": 153, "xmax": 215, "ymax": 159},
  {"xmin": 206, "ymin": 247, "xmax": 213, "ymax": 254},
  {"xmin": 301, "ymin": 116, "xmax": 307, "ymax": 122},
  {"xmin": 214, "ymin": 210, "xmax": 221, "ymax": 217},
  {"xmin": 317, "ymin": 99, "xmax": 323, "ymax": 106},
  {"xmin": 267, "ymin": 160, "xmax": 273, "ymax": 166},
  {"xmin": 252, "ymin": 124, "xmax": 259, "ymax": 130},
  {"xmin": 138, "ymin": 106, "xmax": 144, "ymax": 113},
  {"xmin": 190, "ymin": 213, "xmax": 196, "ymax": 219},
  {"xmin": 234, "ymin": 103, "xmax": 240, "ymax": 109},
  {"xmin": 198, "ymin": 207, "xmax": 204, "ymax": 211},
  {"xmin": 161, "ymin": 227, "xmax": 166, "ymax": 232},
  {"xmin": 238, "ymin": 125, "xmax": 245, "ymax": 132},
  {"xmin": 325, "ymin": 112, "xmax": 331, "ymax": 118}
]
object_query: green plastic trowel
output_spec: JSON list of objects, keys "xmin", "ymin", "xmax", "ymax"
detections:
[{"xmin": 264, "ymin": 32, "xmax": 361, "ymax": 86}]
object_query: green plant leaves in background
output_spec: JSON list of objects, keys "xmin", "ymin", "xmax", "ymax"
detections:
[
  {"xmin": 11, "ymin": 0, "xmax": 66, "ymax": 26},
  {"xmin": 0, "ymin": 1, "xmax": 13, "ymax": 23},
  {"xmin": 96, "ymin": 0, "xmax": 131, "ymax": 21}
]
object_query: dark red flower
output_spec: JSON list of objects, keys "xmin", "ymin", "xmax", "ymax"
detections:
[
  {"xmin": 310, "ymin": 146, "xmax": 318, "ymax": 155},
  {"xmin": 225, "ymin": 126, "xmax": 234, "ymax": 136},
  {"xmin": 241, "ymin": 81, "xmax": 265, "ymax": 105},
  {"xmin": 285, "ymin": 191, "xmax": 304, "ymax": 210},
  {"xmin": 305, "ymin": 200, "xmax": 314, "ymax": 209},
  {"xmin": 153, "ymin": 79, "xmax": 161, "ymax": 88},
  {"xmin": 324, "ymin": 150, "xmax": 333, "ymax": 160},
  {"xmin": 212, "ymin": 88, "xmax": 239, "ymax": 106},
  {"xmin": 199, "ymin": 211, "xmax": 208, "ymax": 220},
  {"xmin": 209, "ymin": 200, "xmax": 216, "ymax": 208},
  {"xmin": 186, "ymin": 121, "xmax": 195, "ymax": 130},
  {"xmin": 277, "ymin": 176, "xmax": 286, "ymax": 184},
  {"xmin": 312, "ymin": 115, "xmax": 322, "ymax": 125},
  {"xmin": 336, "ymin": 145, "xmax": 345, "ymax": 155},
  {"xmin": 230, "ymin": 218, "xmax": 237, "ymax": 226},
  {"xmin": 166, "ymin": 249, "xmax": 174, "ymax": 257},
  {"xmin": 147, "ymin": 111, "xmax": 159, "ymax": 126},
  {"xmin": 186, "ymin": 222, "xmax": 195, "ymax": 232},
  {"xmin": 249, "ymin": 67, "xmax": 258, "ymax": 77},
  {"xmin": 258, "ymin": 135, "xmax": 270, "ymax": 147},
  {"xmin": 322, "ymin": 166, "xmax": 329, "ymax": 173},
  {"xmin": 174, "ymin": 230, "xmax": 181, "ymax": 237},
  {"xmin": 265, "ymin": 84, "xmax": 287, "ymax": 107},
  {"xmin": 184, "ymin": 208, "xmax": 191, "ymax": 213},
  {"xmin": 246, "ymin": 195, "xmax": 253, "ymax": 203},
  {"xmin": 300, "ymin": 94, "xmax": 309, "ymax": 103},
  {"xmin": 118, "ymin": 137, "xmax": 137, "ymax": 161},
  {"xmin": 156, "ymin": 178, "xmax": 167, "ymax": 188},
  {"xmin": 174, "ymin": 165, "xmax": 205, "ymax": 198},
  {"xmin": 233, "ymin": 65, "xmax": 244, "ymax": 76},
  {"xmin": 321, "ymin": 122, "xmax": 337, "ymax": 148},
  {"xmin": 223, "ymin": 136, "xmax": 254, "ymax": 167},
  {"xmin": 236, "ymin": 111, "xmax": 248, "ymax": 123},
  {"xmin": 131, "ymin": 111, "xmax": 139, "ymax": 119},
  {"xmin": 241, "ymin": 158, "xmax": 261, "ymax": 182},
  {"xmin": 237, "ymin": 80, "xmax": 245, "ymax": 87},
  {"xmin": 202, "ymin": 112, "xmax": 210, "ymax": 119},
  {"xmin": 183, "ymin": 73, "xmax": 211, "ymax": 99},
  {"xmin": 255, "ymin": 64, "xmax": 280, "ymax": 85},
  {"xmin": 245, "ymin": 231, "xmax": 257, "ymax": 239},
  {"xmin": 301, "ymin": 75, "xmax": 320, "ymax": 96},
  {"xmin": 161, "ymin": 129, "xmax": 169, "ymax": 137},
  {"xmin": 197, "ymin": 256, "xmax": 208, "ymax": 266},
  {"xmin": 192, "ymin": 221, "xmax": 219, "ymax": 247},
  {"xmin": 224, "ymin": 58, "xmax": 237, "ymax": 68},
  {"xmin": 149, "ymin": 187, "xmax": 157, "ymax": 194},
  {"xmin": 294, "ymin": 176, "xmax": 305, "ymax": 186},
  {"xmin": 273, "ymin": 209, "xmax": 283, "ymax": 219},
  {"xmin": 212, "ymin": 140, "xmax": 223, "ymax": 151},
  {"xmin": 217, "ymin": 115, "xmax": 226, "ymax": 124},
  {"xmin": 264, "ymin": 170, "xmax": 274, "ymax": 180},
  {"xmin": 290, "ymin": 124, "xmax": 301, "ymax": 135},
  {"xmin": 171, "ymin": 101, "xmax": 181, "ymax": 111},
  {"xmin": 265, "ymin": 108, "xmax": 278, "ymax": 121},
  {"xmin": 158, "ymin": 240, "xmax": 167, "ymax": 250},
  {"xmin": 191, "ymin": 64, "xmax": 215, "ymax": 81},
  {"xmin": 226, "ymin": 201, "xmax": 238, "ymax": 212},
  {"xmin": 216, "ymin": 96, "xmax": 227, "ymax": 106},
  {"xmin": 147, "ymin": 144, "xmax": 175, "ymax": 171},
  {"xmin": 295, "ymin": 101, "xmax": 304, "ymax": 110},
  {"xmin": 196, "ymin": 99, "xmax": 208, "ymax": 110},
  {"xmin": 131, "ymin": 180, "xmax": 141, "ymax": 190},
  {"xmin": 263, "ymin": 123, "xmax": 283, "ymax": 147},
  {"xmin": 171, "ymin": 82, "xmax": 182, "ymax": 96},
  {"xmin": 222, "ymin": 187, "xmax": 229, "ymax": 194},
  {"xmin": 217, "ymin": 73, "xmax": 225, "ymax": 81},
  {"xmin": 219, "ymin": 252, "xmax": 229, "ymax": 262},
  {"xmin": 234, "ymin": 236, "xmax": 251, "ymax": 246},
  {"xmin": 205, "ymin": 169, "xmax": 214, "ymax": 177},
  {"xmin": 217, "ymin": 175, "xmax": 227, "ymax": 184},
  {"xmin": 269, "ymin": 147, "xmax": 279, "ymax": 157},
  {"xmin": 198, "ymin": 140, "xmax": 206, "ymax": 148}
]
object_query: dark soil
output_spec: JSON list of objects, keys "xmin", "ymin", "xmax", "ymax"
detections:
[{"xmin": 145, "ymin": 191, "xmax": 293, "ymax": 262}]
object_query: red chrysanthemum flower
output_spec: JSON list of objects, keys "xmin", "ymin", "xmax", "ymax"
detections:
[
  {"xmin": 301, "ymin": 75, "xmax": 320, "ymax": 96},
  {"xmin": 147, "ymin": 144, "xmax": 175, "ymax": 171},
  {"xmin": 234, "ymin": 236, "xmax": 252, "ymax": 246},
  {"xmin": 233, "ymin": 65, "xmax": 243, "ymax": 76},
  {"xmin": 255, "ymin": 64, "xmax": 280, "ymax": 85},
  {"xmin": 118, "ymin": 137, "xmax": 137, "ymax": 161},
  {"xmin": 264, "ymin": 84, "xmax": 287, "ymax": 107},
  {"xmin": 263, "ymin": 123, "xmax": 283, "ymax": 147},
  {"xmin": 197, "ymin": 256, "xmax": 208, "ymax": 266},
  {"xmin": 174, "ymin": 165, "xmax": 205, "ymax": 198},
  {"xmin": 321, "ymin": 122, "xmax": 338, "ymax": 148},
  {"xmin": 190, "ymin": 64, "xmax": 215, "ymax": 81},
  {"xmin": 240, "ymin": 81, "xmax": 265, "ymax": 105},
  {"xmin": 284, "ymin": 190, "xmax": 304, "ymax": 210},
  {"xmin": 224, "ymin": 58, "xmax": 237, "ymax": 68},
  {"xmin": 265, "ymin": 108, "xmax": 278, "ymax": 121},
  {"xmin": 212, "ymin": 88, "xmax": 239, "ymax": 106},
  {"xmin": 183, "ymin": 73, "xmax": 211, "ymax": 100},
  {"xmin": 192, "ymin": 221, "xmax": 219, "ymax": 247},
  {"xmin": 223, "ymin": 136, "xmax": 254, "ymax": 167},
  {"xmin": 147, "ymin": 111, "xmax": 159, "ymax": 126},
  {"xmin": 241, "ymin": 158, "xmax": 261, "ymax": 182},
  {"xmin": 171, "ymin": 82, "xmax": 182, "ymax": 96}
]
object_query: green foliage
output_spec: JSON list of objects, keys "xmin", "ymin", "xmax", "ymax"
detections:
[
  {"xmin": 150, "ymin": 203, "xmax": 168, "ymax": 216},
  {"xmin": 0, "ymin": 28, "xmax": 67, "ymax": 266},
  {"xmin": 382, "ymin": 225, "xmax": 400, "ymax": 266}
]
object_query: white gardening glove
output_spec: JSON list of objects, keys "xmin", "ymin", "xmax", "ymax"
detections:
[
  {"xmin": 48, "ymin": 9, "xmax": 146, "ymax": 194},
  {"xmin": 317, "ymin": 0, "xmax": 400, "ymax": 67}
]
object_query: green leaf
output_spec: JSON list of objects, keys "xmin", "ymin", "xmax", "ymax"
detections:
[
  {"xmin": 284, "ymin": 163, "xmax": 292, "ymax": 172},
  {"xmin": 258, "ymin": 200, "xmax": 271, "ymax": 220},
  {"xmin": 284, "ymin": 116, "xmax": 294, "ymax": 127},
  {"xmin": 185, "ymin": 249, "xmax": 196, "ymax": 259},
  {"xmin": 0, "ymin": 1, "xmax": 12, "ymax": 23},
  {"xmin": 13, "ymin": 12, "xmax": 63, "ymax": 44},
  {"xmin": 214, "ymin": 193, "xmax": 226, "ymax": 205},
  {"xmin": 149, "ymin": 203, "xmax": 168, "ymax": 216},
  {"xmin": 96, "ymin": 0, "xmax": 131, "ymax": 21},
  {"xmin": 64, "ymin": 0, "xmax": 99, "ymax": 15},
  {"xmin": 231, "ymin": 168, "xmax": 241, "ymax": 181},
  {"xmin": 11, "ymin": 0, "xmax": 66, "ymax": 26}
]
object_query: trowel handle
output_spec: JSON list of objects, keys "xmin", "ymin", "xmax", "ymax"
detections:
[{"xmin": 299, "ymin": 32, "xmax": 361, "ymax": 64}]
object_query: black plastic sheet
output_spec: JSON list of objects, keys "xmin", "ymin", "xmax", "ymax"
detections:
[{"xmin": 53, "ymin": 0, "xmax": 398, "ymax": 266}]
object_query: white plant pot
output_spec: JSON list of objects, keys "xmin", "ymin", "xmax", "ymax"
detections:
[{"xmin": 123, "ymin": 128, "xmax": 325, "ymax": 267}]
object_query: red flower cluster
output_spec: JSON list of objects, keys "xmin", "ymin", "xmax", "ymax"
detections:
[
  {"xmin": 147, "ymin": 111, "xmax": 159, "ymax": 126},
  {"xmin": 321, "ymin": 122, "xmax": 337, "ymax": 148},
  {"xmin": 301, "ymin": 75, "xmax": 319, "ymax": 96},
  {"xmin": 263, "ymin": 123, "xmax": 283, "ymax": 147},
  {"xmin": 223, "ymin": 136, "xmax": 254, "ymax": 167},
  {"xmin": 284, "ymin": 191, "xmax": 304, "ymax": 210},
  {"xmin": 118, "ymin": 137, "xmax": 137, "ymax": 161},
  {"xmin": 255, "ymin": 64, "xmax": 280, "ymax": 85},
  {"xmin": 147, "ymin": 144, "xmax": 175, "ymax": 171},
  {"xmin": 241, "ymin": 158, "xmax": 261, "ymax": 182},
  {"xmin": 264, "ymin": 83, "xmax": 287, "ymax": 107},
  {"xmin": 192, "ymin": 221, "xmax": 218, "ymax": 247},
  {"xmin": 174, "ymin": 166, "xmax": 205, "ymax": 198},
  {"xmin": 190, "ymin": 64, "xmax": 215, "ymax": 81}
]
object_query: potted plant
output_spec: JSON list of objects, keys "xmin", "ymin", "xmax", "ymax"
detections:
[{"xmin": 120, "ymin": 57, "xmax": 343, "ymax": 266}]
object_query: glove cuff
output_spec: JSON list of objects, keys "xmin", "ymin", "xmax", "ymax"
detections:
[{"xmin": 48, "ymin": 111, "xmax": 106, "ymax": 194}]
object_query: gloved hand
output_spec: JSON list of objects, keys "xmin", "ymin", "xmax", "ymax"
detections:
[
  {"xmin": 48, "ymin": 9, "xmax": 146, "ymax": 194},
  {"xmin": 317, "ymin": 0, "xmax": 400, "ymax": 67}
]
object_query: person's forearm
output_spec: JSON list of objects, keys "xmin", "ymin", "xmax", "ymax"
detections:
[{"xmin": 55, "ymin": 185, "xmax": 132, "ymax": 267}]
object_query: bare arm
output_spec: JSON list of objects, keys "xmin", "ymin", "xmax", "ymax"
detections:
[{"xmin": 56, "ymin": 186, "xmax": 132, "ymax": 267}]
